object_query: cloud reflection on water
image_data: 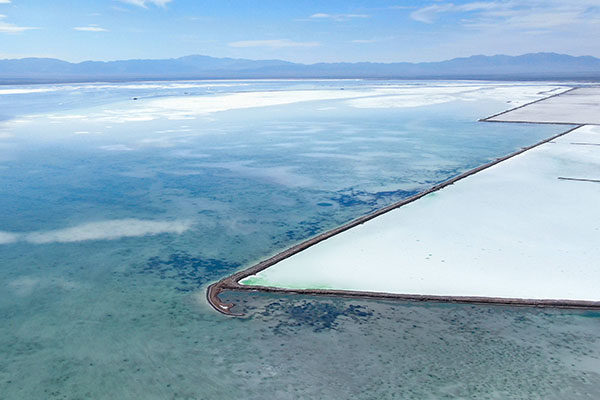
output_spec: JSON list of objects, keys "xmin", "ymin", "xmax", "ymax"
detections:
[{"xmin": 0, "ymin": 219, "xmax": 192, "ymax": 245}]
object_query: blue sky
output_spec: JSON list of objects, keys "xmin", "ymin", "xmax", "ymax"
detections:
[{"xmin": 1, "ymin": 0, "xmax": 599, "ymax": 63}]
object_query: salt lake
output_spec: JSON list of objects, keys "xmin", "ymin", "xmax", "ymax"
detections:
[{"xmin": 1, "ymin": 80, "xmax": 598, "ymax": 399}]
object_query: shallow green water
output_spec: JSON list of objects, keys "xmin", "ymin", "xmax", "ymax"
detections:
[{"xmin": 0, "ymin": 80, "xmax": 597, "ymax": 399}]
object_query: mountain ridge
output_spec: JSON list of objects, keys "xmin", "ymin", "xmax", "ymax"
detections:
[{"xmin": 1, "ymin": 52, "xmax": 599, "ymax": 83}]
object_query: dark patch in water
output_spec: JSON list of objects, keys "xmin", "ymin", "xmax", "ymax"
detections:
[
  {"xmin": 278, "ymin": 187, "xmax": 423, "ymax": 244},
  {"xmin": 258, "ymin": 300, "xmax": 373, "ymax": 334},
  {"xmin": 579, "ymin": 311, "xmax": 600, "ymax": 318},
  {"xmin": 283, "ymin": 219, "xmax": 325, "ymax": 242},
  {"xmin": 332, "ymin": 187, "xmax": 421, "ymax": 209},
  {"xmin": 140, "ymin": 251, "xmax": 239, "ymax": 292}
]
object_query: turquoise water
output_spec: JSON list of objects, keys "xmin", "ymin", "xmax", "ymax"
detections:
[{"xmin": 0, "ymin": 81, "xmax": 598, "ymax": 399}]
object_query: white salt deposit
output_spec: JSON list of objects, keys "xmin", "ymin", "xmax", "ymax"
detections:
[
  {"xmin": 146, "ymin": 89, "xmax": 375, "ymax": 117},
  {"xmin": 488, "ymin": 87, "xmax": 600, "ymax": 125},
  {"xmin": 0, "ymin": 87, "xmax": 56, "ymax": 95},
  {"xmin": 127, "ymin": 84, "xmax": 565, "ymax": 120},
  {"xmin": 242, "ymin": 125, "xmax": 600, "ymax": 302},
  {"xmin": 21, "ymin": 83, "xmax": 568, "ymax": 126},
  {"xmin": 347, "ymin": 85, "xmax": 566, "ymax": 109}
]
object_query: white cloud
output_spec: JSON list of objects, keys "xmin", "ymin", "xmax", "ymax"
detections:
[
  {"xmin": 351, "ymin": 36, "xmax": 395, "ymax": 44},
  {"xmin": 411, "ymin": 1, "xmax": 600, "ymax": 31},
  {"xmin": 309, "ymin": 13, "xmax": 369, "ymax": 21},
  {"xmin": 468, "ymin": 10, "xmax": 584, "ymax": 29},
  {"xmin": 99, "ymin": 144, "xmax": 135, "ymax": 151},
  {"xmin": 459, "ymin": 2, "xmax": 504, "ymax": 12},
  {"xmin": 410, "ymin": 4, "xmax": 456, "ymax": 23},
  {"xmin": 228, "ymin": 39, "xmax": 319, "ymax": 48},
  {"xmin": 0, "ymin": 219, "xmax": 192, "ymax": 245},
  {"xmin": 119, "ymin": 0, "xmax": 173, "ymax": 7},
  {"xmin": 351, "ymin": 39, "xmax": 378, "ymax": 43},
  {"xmin": 0, "ymin": 1, "xmax": 11, "ymax": 3},
  {"xmin": 73, "ymin": 25, "xmax": 108, "ymax": 32},
  {"xmin": 0, "ymin": 15, "xmax": 37, "ymax": 33}
]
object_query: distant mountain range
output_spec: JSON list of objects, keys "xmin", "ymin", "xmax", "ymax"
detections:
[{"xmin": 1, "ymin": 53, "xmax": 599, "ymax": 83}]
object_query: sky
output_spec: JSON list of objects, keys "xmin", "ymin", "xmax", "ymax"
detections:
[{"xmin": 0, "ymin": 0, "xmax": 599, "ymax": 63}]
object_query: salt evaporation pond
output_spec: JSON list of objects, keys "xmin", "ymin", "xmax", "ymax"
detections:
[
  {"xmin": 241, "ymin": 125, "xmax": 600, "ymax": 302},
  {"xmin": 1, "ymin": 80, "xmax": 598, "ymax": 399}
]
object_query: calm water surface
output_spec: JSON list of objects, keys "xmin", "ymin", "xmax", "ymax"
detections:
[{"xmin": 0, "ymin": 80, "xmax": 598, "ymax": 399}]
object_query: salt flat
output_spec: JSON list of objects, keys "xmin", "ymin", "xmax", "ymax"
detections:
[
  {"xmin": 487, "ymin": 87, "xmax": 600, "ymax": 125},
  {"xmin": 241, "ymin": 124, "xmax": 600, "ymax": 302},
  {"xmin": 9, "ymin": 82, "xmax": 561, "ymax": 124}
]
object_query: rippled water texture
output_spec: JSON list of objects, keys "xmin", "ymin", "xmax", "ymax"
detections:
[{"xmin": 0, "ymin": 80, "xmax": 598, "ymax": 399}]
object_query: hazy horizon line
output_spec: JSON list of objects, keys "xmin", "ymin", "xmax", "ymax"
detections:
[{"xmin": 2, "ymin": 51, "xmax": 599, "ymax": 65}]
